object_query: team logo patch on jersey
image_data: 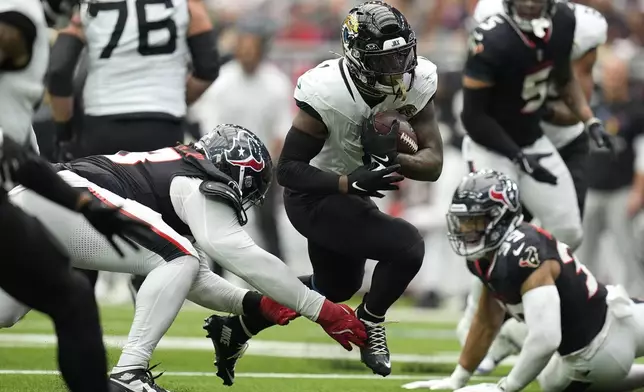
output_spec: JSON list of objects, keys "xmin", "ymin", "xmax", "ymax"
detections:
[
  {"xmin": 518, "ymin": 246, "xmax": 540, "ymax": 268},
  {"xmin": 396, "ymin": 104, "xmax": 417, "ymax": 118},
  {"xmin": 224, "ymin": 130, "xmax": 266, "ymax": 172}
]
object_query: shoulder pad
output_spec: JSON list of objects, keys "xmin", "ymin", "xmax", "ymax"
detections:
[
  {"xmin": 199, "ymin": 181, "xmax": 248, "ymax": 226},
  {"xmin": 467, "ymin": 15, "xmax": 507, "ymax": 59},
  {"xmin": 571, "ymin": 4, "xmax": 607, "ymax": 60}
]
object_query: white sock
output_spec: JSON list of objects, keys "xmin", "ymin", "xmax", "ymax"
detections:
[{"xmin": 114, "ymin": 255, "xmax": 199, "ymax": 371}]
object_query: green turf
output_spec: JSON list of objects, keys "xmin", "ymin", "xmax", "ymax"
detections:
[{"xmin": 0, "ymin": 304, "xmax": 537, "ymax": 391}]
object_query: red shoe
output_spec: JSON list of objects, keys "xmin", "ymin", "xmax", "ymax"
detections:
[
  {"xmin": 316, "ymin": 300, "xmax": 367, "ymax": 351},
  {"xmin": 259, "ymin": 296, "xmax": 298, "ymax": 325}
]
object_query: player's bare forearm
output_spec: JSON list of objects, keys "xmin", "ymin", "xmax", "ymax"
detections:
[
  {"xmin": 186, "ymin": 75, "xmax": 213, "ymax": 105},
  {"xmin": 547, "ymin": 51, "xmax": 597, "ymax": 126},
  {"xmin": 0, "ymin": 22, "xmax": 29, "ymax": 69},
  {"xmin": 50, "ymin": 96, "xmax": 74, "ymax": 122},
  {"xmin": 399, "ymin": 101, "xmax": 443, "ymax": 181},
  {"xmin": 459, "ymin": 287, "xmax": 504, "ymax": 371},
  {"xmin": 558, "ymin": 72, "xmax": 594, "ymax": 124},
  {"xmin": 545, "ymin": 100, "xmax": 582, "ymax": 126}
]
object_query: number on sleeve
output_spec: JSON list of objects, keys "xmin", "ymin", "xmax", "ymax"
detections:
[
  {"xmin": 107, "ymin": 148, "xmax": 182, "ymax": 165},
  {"xmin": 478, "ymin": 15, "xmax": 503, "ymax": 31},
  {"xmin": 136, "ymin": 0, "xmax": 178, "ymax": 56},
  {"xmin": 556, "ymin": 241, "xmax": 599, "ymax": 298},
  {"xmin": 89, "ymin": 1, "xmax": 128, "ymax": 59},
  {"xmin": 521, "ymin": 66, "xmax": 553, "ymax": 113},
  {"xmin": 89, "ymin": 0, "xmax": 177, "ymax": 59}
]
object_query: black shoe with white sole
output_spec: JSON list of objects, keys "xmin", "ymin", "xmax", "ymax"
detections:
[
  {"xmin": 109, "ymin": 364, "xmax": 169, "ymax": 392},
  {"xmin": 203, "ymin": 314, "xmax": 250, "ymax": 386}
]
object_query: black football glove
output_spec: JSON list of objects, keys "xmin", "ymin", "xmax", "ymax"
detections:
[
  {"xmin": 0, "ymin": 130, "xmax": 29, "ymax": 190},
  {"xmin": 346, "ymin": 162, "xmax": 404, "ymax": 198},
  {"xmin": 514, "ymin": 152, "xmax": 558, "ymax": 185},
  {"xmin": 361, "ymin": 115, "xmax": 399, "ymax": 166},
  {"xmin": 585, "ymin": 117, "xmax": 616, "ymax": 155},
  {"xmin": 78, "ymin": 194, "xmax": 147, "ymax": 257},
  {"xmin": 53, "ymin": 121, "xmax": 75, "ymax": 162}
]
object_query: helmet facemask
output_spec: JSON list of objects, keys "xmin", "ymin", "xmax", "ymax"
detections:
[
  {"xmin": 503, "ymin": 0, "xmax": 555, "ymax": 38},
  {"xmin": 341, "ymin": 4, "xmax": 418, "ymax": 101}
]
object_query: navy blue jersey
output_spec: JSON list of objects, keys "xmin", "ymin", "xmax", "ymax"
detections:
[
  {"xmin": 467, "ymin": 222, "xmax": 607, "ymax": 355},
  {"xmin": 463, "ymin": 2, "xmax": 576, "ymax": 147},
  {"xmin": 66, "ymin": 145, "xmax": 232, "ymax": 236}
]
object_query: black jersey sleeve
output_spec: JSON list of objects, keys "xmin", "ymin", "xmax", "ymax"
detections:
[{"xmin": 463, "ymin": 19, "xmax": 505, "ymax": 84}]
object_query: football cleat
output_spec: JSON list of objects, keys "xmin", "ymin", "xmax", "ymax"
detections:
[
  {"xmin": 108, "ymin": 364, "xmax": 169, "ymax": 392},
  {"xmin": 359, "ymin": 317, "xmax": 392, "ymax": 376},
  {"xmin": 203, "ymin": 315, "xmax": 250, "ymax": 386}
]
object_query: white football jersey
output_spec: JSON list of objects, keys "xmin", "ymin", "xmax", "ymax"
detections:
[
  {"xmin": 0, "ymin": 0, "xmax": 49, "ymax": 153},
  {"xmin": 472, "ymin": 0, "xmax": 607, "ymax": 148},
  {"xmin": 294, "ymin": 57, "xmax": 438, "ymax": 176},
  {"xmin": 81, "ymin": 0, "xmax": 190, "ymax": 118}
]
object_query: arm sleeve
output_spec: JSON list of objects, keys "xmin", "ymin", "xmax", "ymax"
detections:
[
  {"xmin": 504, "ymin": 285, "xmax": 562, "ymax": 392},
  {"xmin": 2, "ymin": 134, "xmax": 81, "ymax": 210},
  {"xmin": 276, "ymin": 127, "xmax": 340, "ymax": 194},
  {"xmin": 172, "ymin": 177, "xmax": 326, "ymax": 320},
  {"xmin": 461, "ymin": 87, "xmax": 522, "ymax": 159},
  {"xmin": 47, "ymin": 33, "xmax": 85, "ymax": 96}
]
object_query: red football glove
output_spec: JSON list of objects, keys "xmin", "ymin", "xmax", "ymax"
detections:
[
  {"xmin": 259, "ymin": 296, "xmax": 299, "ymax": 325},
  {"xmin": 316, "ymin": 300, "xmax": 367, "ymax": 351}
]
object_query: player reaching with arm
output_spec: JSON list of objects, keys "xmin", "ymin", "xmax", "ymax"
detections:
[
  {"xmin": 403, "ymin": 170, "xmax": 644, "ymax": 392},
  {"xmin": 206, "ymin": 1, "xmax": 443, "ymax": 379},
  {"xmin": 1, "ymin": 124, "xmax": 367, "ymax": 391}
]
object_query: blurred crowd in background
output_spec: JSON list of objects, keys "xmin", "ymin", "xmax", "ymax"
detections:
[{"xmin": 37, "ymin": 0, "xmax": 644, "ymax": 310}]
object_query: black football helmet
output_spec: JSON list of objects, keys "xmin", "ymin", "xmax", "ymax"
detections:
[
  {"xmin": 503, "ymin": 0, "xmax": 556, "ymax": 35},
  {"xmin": 446, "ymin": 170, "xmax": 523, "ymax": 259},
  {"xmin": 194, "ymin": 124, "xmax": 273, "ymax": 210},
  {"xmin": 341, "ymin": 1, "xmax": 417, "ymax": 100}
]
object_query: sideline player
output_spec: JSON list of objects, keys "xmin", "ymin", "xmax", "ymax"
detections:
[
  {"xmin": 402, "ymin": 170, "xmax": 644, "ymax": 392},
  {"xmin": 208, "ymin": 1, "xmax": 444, "ymax": 379},
  {"xmin": 0, "ymin": 124, "xmax": 368, "ymax": 391}
]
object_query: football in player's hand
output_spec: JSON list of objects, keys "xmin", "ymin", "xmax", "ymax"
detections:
[{"xmin": 373, "ymin": 111, "xmax": 418, "ymax": 154}]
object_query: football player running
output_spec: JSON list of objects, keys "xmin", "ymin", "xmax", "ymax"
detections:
[
  {"xmin": 0, "ymin": 124, "xmax": 367, "ymax": 391},
  {"xmin": 402, "ymin": 170, "xmax": 644, "ymax": 392},
  {"xmin": 457, "ymin": 0, "xmax": 609, "ymax": 375},
  {"xmin": 206, "ymin": 1, "xmax": 444, "ymax": 379}
]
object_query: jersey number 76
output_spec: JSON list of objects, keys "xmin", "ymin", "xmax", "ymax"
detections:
[{"xmin": 88, "ymin": 0, "xmax": 177, "ymax": 59}]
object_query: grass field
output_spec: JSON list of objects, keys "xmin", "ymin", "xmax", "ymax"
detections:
[{"xmin": 0, "ymin": 299, "xmax": 540, "ymax": 392}]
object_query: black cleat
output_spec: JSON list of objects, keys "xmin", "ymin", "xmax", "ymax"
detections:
[
  {"xmin": 359, "ymin": 318, "xmax": 392, "ymax": 376},
  {"xmin": 109, "ymin": 364, "xmax": 169, "ymax": 392},
  {"xmin": 203, "ymin": 315, "xmax": 250, "ymax": 386}
]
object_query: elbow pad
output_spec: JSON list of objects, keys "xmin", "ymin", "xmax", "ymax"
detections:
[
  {"xmin": 48, "ymin": 33, "xmax": 84, "ymax": 96},
  {"xmin": 188, "ymin": 31, "xmax": 220, "ymax": 81}
]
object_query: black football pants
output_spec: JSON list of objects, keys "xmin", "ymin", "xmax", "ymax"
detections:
[
  {"xmin": 0, "ymin": 197, "xmax": 108, "ymax": 392},
  {"xmin": 283, "ymin": 189, "xmax": 425, "ymax": 316}
]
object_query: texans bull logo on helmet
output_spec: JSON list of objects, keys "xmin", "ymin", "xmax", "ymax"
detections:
[
  {"xmin": 488, "ymin": 181, "xmax": 520, "ymax": 212},
  {"xmin": 224, "ymin": 130, "xmax": 266, "ymax": 172}
]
